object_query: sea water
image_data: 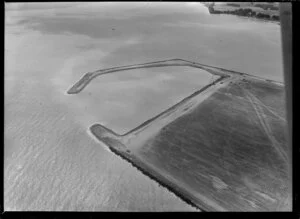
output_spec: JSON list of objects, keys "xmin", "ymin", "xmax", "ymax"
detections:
[{"xmin": 5, "ymin": 2, "xmax": 283, "ymax": 211}]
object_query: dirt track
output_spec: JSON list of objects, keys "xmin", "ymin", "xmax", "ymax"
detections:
[{"xmin": 67, "ymin": 58, "xmax": 282, "ymax": 95}]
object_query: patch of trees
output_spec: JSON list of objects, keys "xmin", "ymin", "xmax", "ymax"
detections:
[
  {"xmin": 208, "ymin": 5, "xmax": 215, "ymax": 14},
  {"xmin": 272, "ymin": 15, "xmax": 280, "ymax": 21},
  {"xmin": 254, "ymin": 3, "xmax": 279, "ymax": 11},
  {"xmin": 256, "ymin": 12, "xmax": 270, "ymax": 19},
  {"xmin": 210, "ymin": 8, "xmax": 257, "ymax": 17},
  {"xmin": 232, "ymin": 8, "xmax": 256, "ymax": 16},
  {"xmin": 226, "ymin": 3, "xmax": 240, "ymax": 7}
]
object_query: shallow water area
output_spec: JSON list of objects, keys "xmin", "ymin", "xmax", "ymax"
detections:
[
  {"xmin": 5, "ymin": 74, "xmax": 196, "ymax": 211},
  {"xmin": 75, "ymin": 66, "xmax": 218, "ymax": 134}
]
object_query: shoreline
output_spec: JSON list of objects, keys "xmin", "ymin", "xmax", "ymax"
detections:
[{"xmin": 204, "ymin": 3, "xmax": 280, "ymax": 23}]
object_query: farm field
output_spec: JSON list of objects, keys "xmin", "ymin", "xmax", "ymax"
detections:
[{"xmin": 90, "ymin": 73, "xmax": 290, "ymax": 211}]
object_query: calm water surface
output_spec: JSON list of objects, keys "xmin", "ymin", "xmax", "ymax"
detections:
[
  {"xmin": 75, "ymin": 66, "xmax": 218, "ymax": 134},
  {"xmin": 5, "ymin": 2, "xmax": 283, "ymax": 211}
]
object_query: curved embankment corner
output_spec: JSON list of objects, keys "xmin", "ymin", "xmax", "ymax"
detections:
[
  {"xmin": 90, "ymin": 123, "xmax": 121, "ymax": 138},
  {"xmin": 67, "ymin": 72, "xmax": 94, "ymax": 94}
]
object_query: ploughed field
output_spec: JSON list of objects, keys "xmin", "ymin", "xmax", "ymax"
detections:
[
  {"xmin": 69, "ymin": 60, "xmax": 289, "ymax": 211},
  {"xmin": 132, "ymin": 79, "xmax": 289, "ymax": 211}
]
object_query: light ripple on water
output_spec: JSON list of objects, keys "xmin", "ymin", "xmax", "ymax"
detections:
[{"xmin": 5, "ymin": 81, "xmax": 195, "ymax": 211}]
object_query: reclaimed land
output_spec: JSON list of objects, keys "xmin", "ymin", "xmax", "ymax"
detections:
[
  {"xmin": 133, "ymin": 79, "xmax": 289, "ymax": 211},
  {"xmin": 89, "ymin": 77, "xmax": 289, "ymax": 211},
  {"xmin": 68, "ymin": 59, "xmax": 289, "ymax": 211}
]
